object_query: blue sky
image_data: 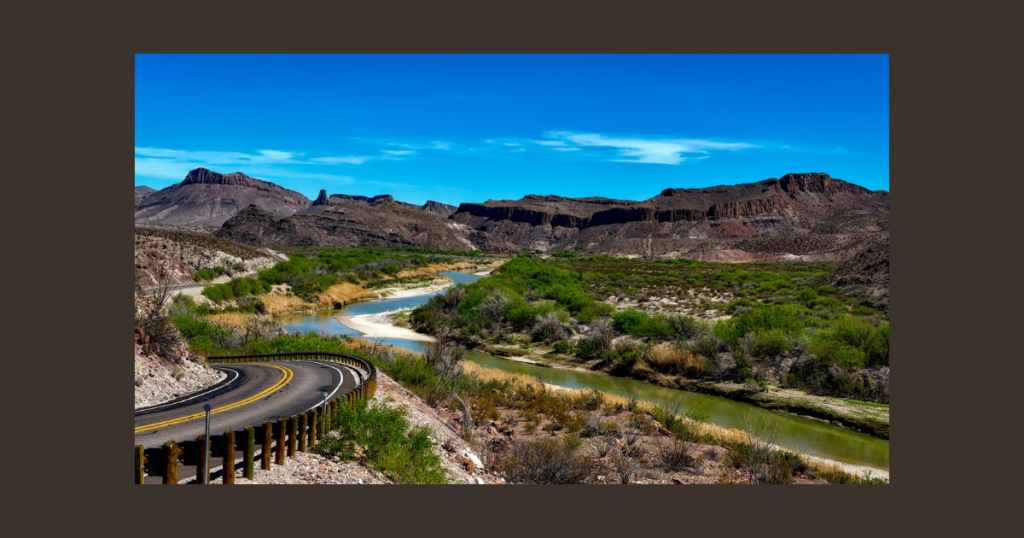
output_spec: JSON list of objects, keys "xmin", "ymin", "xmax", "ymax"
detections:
[{"xmin": 135, "ymin": 55, "xmax": 889, "ymax": 205}]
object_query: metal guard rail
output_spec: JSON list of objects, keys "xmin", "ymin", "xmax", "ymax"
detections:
[{"xmin": 134, "ymin": 352, "xmax": 377, "ymax": 484}]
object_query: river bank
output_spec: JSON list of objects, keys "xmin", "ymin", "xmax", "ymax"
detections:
[
  {"xmin": 337, "ymin": 309, "xmax": 437, "ymax": 342},
  {"xmin": 277, "ymin": 273, "xmax": 889, "ymax": 472},
  {"xmin": 466, "ymin": 341, "xmax": 889, "ymax": 440}
]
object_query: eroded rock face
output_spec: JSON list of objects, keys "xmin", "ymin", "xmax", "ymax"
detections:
[
  {"xmin": 449, "ymin": 173, "xmax": 889, "ymax": 261},
  {"xmin": 214, "ymin": 203, "xmax": 479, "ymax": 251},
  {"xmin": 312, "ymin": 189, "xmax": 330, "ymax": 206},
  {"xmin": 135, "ymin": 168, "xmax": 311, "ymax": 228}
]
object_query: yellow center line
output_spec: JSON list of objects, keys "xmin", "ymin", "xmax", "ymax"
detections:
[{"xmin": 134, "ymin": 364, "xmax": 293, "ymax": 433}]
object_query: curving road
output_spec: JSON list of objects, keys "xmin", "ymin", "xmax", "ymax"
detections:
[{"xmin": 135, "ymin": 360, "xmax": 361, "ymax": 483}]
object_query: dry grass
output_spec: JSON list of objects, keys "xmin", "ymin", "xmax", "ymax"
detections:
[
  {"xmin": 395, "ymin": 261, "xmax": 478, "ymax": 279},
  {"xmin": 644, "ymin": 343, "xmax": 704, "ymax": 374},
  {"xmin": 206, "ymin": 312, "xmax": 255, "ymax": 328},
  {"xmin": 261, "ymin": 294, "xmax": 316, "ymax": 316},
  {"xmin": 317, "ymin": 283, "xmax": 368, "ymax": 309}
]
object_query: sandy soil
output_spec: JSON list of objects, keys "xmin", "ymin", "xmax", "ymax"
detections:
[{"xmin": 337, "ymin": 310, "xmax": 437, "ymax": 342}]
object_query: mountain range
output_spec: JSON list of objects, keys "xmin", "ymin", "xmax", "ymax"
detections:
[{"xmin": 136, "ymin": 168, "xmax": 889, "ymax": 267}]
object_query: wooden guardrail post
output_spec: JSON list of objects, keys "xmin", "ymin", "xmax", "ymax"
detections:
[
  {"xmin": 135, "ymin": 445, "xmax": 145, "ymax": 485},
  {"xmin": 276, "ymin": 418, "xmax": 287, "ymax": 466},
  {"xmin": 310, "ymin": 408, "xmax": 319, "ymax": 445},
  {"xmin": 261, "ymin": 421, "xmax": 272, "ymax": 471},
  {"xmin": 197, "ymin": 434, "xmax": 210, "ymax": 485},
  {"xmin": 223, "ymin": 430, "xmax": 235, "ymax": 485},
  {"xmin": 163, "ymin": 441, "xmax": 178, "ymax": 485},
  {"xmin": 298, "ymin": 413, "xmax": 307, "ymax": 452},
  {"xmin": 287, "ymin": 417, "xmax": 297, "ymax": 457},
  {"xmin": 243, "ymin": 426, "xmax": 255, "ymax": 480}
]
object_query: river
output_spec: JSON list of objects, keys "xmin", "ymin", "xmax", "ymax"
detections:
[{"xmin": 280, "ymin": 271, "xmax": 890, "ymax": 470}]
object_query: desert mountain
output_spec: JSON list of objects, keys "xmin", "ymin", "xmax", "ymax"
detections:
[
  {"xmin": 134, "ymin": 185, "xmax": 156, "ymax": 208},
  {"xmin": 303, "ymin": 189, "xmax": 459, "ymax": 218},
  {"xmin": 210, "ymin": 172, "xmax": 887, "ymax": 267},
  {"xmin": 215, "ymin": 201, "xmax": 479, "ymax": 251},
  {"xmin": 134, "ymin": 168, "xmax": 311, "ymax": 228}
]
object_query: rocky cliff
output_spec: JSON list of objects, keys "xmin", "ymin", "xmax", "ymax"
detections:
[
  {"xmin": 135, "ymin": 168, "xmax": 311, "ymax": 228},
  {"xmin": 450, "ymin": 173, "xmax": 889, "ymax": 260}
]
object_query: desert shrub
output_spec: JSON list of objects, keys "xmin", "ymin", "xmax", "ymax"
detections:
[
  {"xmin": 315, "ymin": 398, "xmax": 449, "ymax": 484},
  {"xmin": 667, "ymin": 314, "xmax": 705, "ymax": 340},
  {"xmin": 576, "ymin": 302, "xmax": 615, "ymax": 323},
  {"xmin": 611, "ymin": 450, "xmax": 641, "ymax": 484},
  {"xmin": 137, "ymin": 303, "xmax": 184, "ymax": 361},
  {"xmin": 171, "ymin": 367, "xmax": 185, "ymax": 379},
  {"xmin": 612, "ymin": 310, "xmax": 675, "ymax": 339},
  {"xmin": 577, "ymin": 320, "xmax": 615, "ymax": 358},
  {"xmin": 657, "ymin": 438, "xmax": 696, "ymax": 471},
  {"xmin": 532, "ymin": 312, "xmax": 566, "ymax": 343},
  {"xmin": 796, "ymin": 287, "xmax": 819, "ymax": 304},
  {"xmin": 644, "ymin": 343, "xmax": 686, "ymax": 374},
  {"xmin": 477, "ymin": 291, "xmax": 510, "ymax": 321},
  {"xmin": 865, "ymin": 323, "xmax": 889, "ymax": 367},
  {"xmin": 688, "ymin": 330, "xmax": 726, "ymax": 370},
  {"xmin": 713, "ymin": 304, "xmax": 812, "ymax": 348},
  {"xmin": 553, "ymin": 340, "xmax": 573, "ymax": 354},
  {"xmin": 497, "ymin": 437, "xmax": 597, "ymax": 484},
  {"xmin": 613, "ymin": 310, "xmax": 648, "ymax": 334},
  {"xmin": 606, "ymin": 341, "xmax": 647, "ymax": 374}
]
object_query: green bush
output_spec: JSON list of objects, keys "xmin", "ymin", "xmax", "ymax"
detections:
[
  {"xmin": 316, "ymin": 399, "xmax": 449, "ymax": 484},
  {"xmin": 612, "ymin": 310, "xmax": 675, "ymax": 339},
  {"xmin": 714, "ymin": 304, "xmax": 812, "ymax": 348},
  {"xmin": 553, "ymin": 340, "xmax": 574, "ymax": 354},
  {"xmin": 576, "ymin": 302, "xmax": 614, "ymax": 323}
]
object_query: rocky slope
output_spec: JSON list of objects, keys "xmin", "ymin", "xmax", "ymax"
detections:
[
  {"xmin": 823, "ymin": 235, "xmax": 890, "ymax": 296},
  {"xmin": 214, "ymin": 202, "xmax": 483, "ymax": 251},
  {"xmin": 135, "ymin": 185, "xmax": 156, "ymax": 208},
  {"xmin": 135, "ymin": 168, "xmax": 311, "ymax": 228},
  {"xmin": 135, "ymin": 291, "xmax": 224, "ymax": 408},
  {"xmin": 135, "ymin": 226, "xmax": 275, "ymax": 287},
  {"xmin": 452, "ymin": 173, "xmax": 889, "ymax": 261}
]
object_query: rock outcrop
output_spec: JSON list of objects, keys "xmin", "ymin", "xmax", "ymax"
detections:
[
  {"xmin": 215, "ymin": 203, "xmax": 481, "ymax": 251},
  {"xmin": 135, "ymin": 168, "xmax": 311, "ymax": 228},
  {"xmin": 450, "ymin": 173, "xmax": 889, "ymax": 260}
]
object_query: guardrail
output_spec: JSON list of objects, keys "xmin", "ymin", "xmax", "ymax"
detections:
[{"xmin": 134, "ymin": 352, "xmax": 377, "ymax": 485}]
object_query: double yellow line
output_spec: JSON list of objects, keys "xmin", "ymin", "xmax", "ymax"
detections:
[{"xmin": 135, "ymin": 364, "xmax": 293, "ymax": 434}]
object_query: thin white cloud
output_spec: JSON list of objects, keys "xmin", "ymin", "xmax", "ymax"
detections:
[
  {"xmin": 532, "ymin": 140, "xmax": 566, "ymax": 146},
  {"xmin": 540, "ymin": 132, "xmax": 759, "ymax": 165},
  {"xmin": 311, "ymin": 156, "xmax": 375, "ymax": 165},
  {"xmin": 553, "ymin": 147, "xmax": 580, "ymax": 152},
  {"xmin": 134, "ymin": 147, "xmax": 300, "ymax": 166},
  {"xmin": 384, "ymin": 140, "xmax": 452, "ymax": 150},
  {"xmin": 134, "ymin": 145, "xmax": 418, "ymax": 184}
]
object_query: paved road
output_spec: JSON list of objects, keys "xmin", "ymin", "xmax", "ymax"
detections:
[{"xmin": 135, "ymin": 360, "xmax": 361, "ymax": 484}]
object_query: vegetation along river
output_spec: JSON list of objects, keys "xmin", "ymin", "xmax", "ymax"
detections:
[{"xmin": 280, "ymin": 272, "xmax": 890, "ymax": 470}]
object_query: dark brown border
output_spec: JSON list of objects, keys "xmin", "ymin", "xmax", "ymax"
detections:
[{"xmin": 18, "ymin": 0, "xmax": 1009, "ymax": 535}]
